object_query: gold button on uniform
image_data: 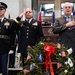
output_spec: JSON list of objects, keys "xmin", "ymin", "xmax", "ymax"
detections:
[
  {"xmin": 27, "ymin": 27, "xmax": 29, "ymax": 28},
  {"xmin": 27, "ymin": 33, "xmax": 28, "ymax": 35},
  {"xmin": 26, "ymin": 36, "xmax": 28, "ymax": 38},
  {"xmin": 27, "ymin": 30, "xmax": 29, "ymax": 31}
]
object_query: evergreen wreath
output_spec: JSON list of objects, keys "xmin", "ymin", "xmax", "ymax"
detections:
[{"xmin": 18, "ymin": 41, "xmax": 74, "ymax": 75}]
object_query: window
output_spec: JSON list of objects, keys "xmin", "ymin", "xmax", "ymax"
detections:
[{"xmin": 41, "ymin": 4, "xmax": 54, "ymax": 16}]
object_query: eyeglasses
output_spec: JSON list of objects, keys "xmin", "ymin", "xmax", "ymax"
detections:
[{"xmin": 0, "ymin": 8, "xmax": 5, "ymax": 10}]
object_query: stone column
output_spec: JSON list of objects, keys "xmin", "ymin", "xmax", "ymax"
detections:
[
  {"xmin": 74, "ymin": 3, "xmax": 75, "ymax": 10},
  {"xmin": 54, "ymin": 0, "xmax": 61, "ymax": 18},
  {"xmin": 23, "ymin": 0, "xmax": 32, "ymax": 9},
  {"xmin": 0, "ymin": 0, "xmax": 32, "ymax": 19}
]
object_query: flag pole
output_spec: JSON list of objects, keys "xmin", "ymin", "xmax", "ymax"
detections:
[
  {"xmin": 38, "ymin": 7, "xmax": 42, "ymax": 25},
  {"xmin": 8, "ymin": 9, "xmax": 10, "ymax": 19}
]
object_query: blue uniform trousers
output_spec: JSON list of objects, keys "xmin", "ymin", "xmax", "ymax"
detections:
[{"xmin": 0, "ymin": 53, "xmax": 8, "ymax": 75}]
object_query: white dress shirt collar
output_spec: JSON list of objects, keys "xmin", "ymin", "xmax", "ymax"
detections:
[
  {"xmin": 26, "ymin": 18, "xmax": 32, "ymax": 23},
  {"xmin": 0, "ymin": 17, "xmax": 4, "ymax": 22}
]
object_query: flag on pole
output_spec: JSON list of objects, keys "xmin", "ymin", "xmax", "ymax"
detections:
[
  {"xmin": 8, "ymin": 13, "xmax": 10, "ymax": 19},
  {"xmin": 38, "ymin": 8, "xmax": 42, "ymax": 25},
  {"xmin": 26, "ymin": 53, "xmax": 31, "ymax": 61},
  {"xmin": 51, "ymin": 11, "xmax": 55, "ymax": 25},
  {"xmin": 23, "ymin": 69, "xmax": 30, "ymax": 74},
  {"xmin": 8, "ymin": 9, "xmax": 10, "ymax": 19},
  {"xmin": 37, "ymin": 53, "xmax": 42, "ymax": 62},
  {"xmin": 57, "ymin": 62, "xmax": 62, "ymax": 69},
  {"xmin": 30, "ymin": 63, "xmax": 35, "ymax": 71}
]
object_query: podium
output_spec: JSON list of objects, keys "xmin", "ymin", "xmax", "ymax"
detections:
[
  {"xmin": 42, "ymin": 26, "xmax": 59, "ymax": 43},
  {"xmin": 42, "ymin": 26, "xmax": 59, "ymax": 75}
]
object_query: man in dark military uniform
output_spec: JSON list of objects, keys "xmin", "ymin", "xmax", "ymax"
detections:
[
  {"xmin": 15, "ymin": 8, "xmax": 44, "ymax": 67},
  {"xmin": 0, "ymin": 2, "xmax": 19, "ymax": 75}
]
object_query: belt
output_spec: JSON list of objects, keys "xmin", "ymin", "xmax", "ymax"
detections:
[{"xmin": 0, "ymin": 35, "xmax": 9, "ymax": 39}]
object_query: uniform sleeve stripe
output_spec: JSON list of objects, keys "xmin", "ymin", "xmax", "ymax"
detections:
[{"xmin": 14, "ymin": 19, "xmax": 20, "ymax": 24}]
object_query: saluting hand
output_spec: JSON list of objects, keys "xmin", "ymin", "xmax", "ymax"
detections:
[
  {"xmin": 66, "ymin": 20, "xmax": 75, "ymax": 27},
  {"xmin": 19, "ymin": 11, "xmax": 25, "ymax": 18}
]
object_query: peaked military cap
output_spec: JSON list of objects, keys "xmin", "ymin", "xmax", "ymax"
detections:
[{"xmin": 0, "ymin": 2, "xmax": 7, "ymax": 9}]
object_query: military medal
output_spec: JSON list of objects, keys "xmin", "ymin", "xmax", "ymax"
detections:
[
  {"xmin": 4, "ymin": 22, "xmax": 10, "ymax": 29},
  {"xmin": 32, "ymin": 22, "xmax": 38, "ymax": 26}
]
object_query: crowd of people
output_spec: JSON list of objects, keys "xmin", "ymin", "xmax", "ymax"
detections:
[
  {"xmin": 0, "ymin": 2, "xmax": 44, "ymax": 75},
  {"xmin": 0, "ymin": 1, "xmax": 75, "ymax": 75}
]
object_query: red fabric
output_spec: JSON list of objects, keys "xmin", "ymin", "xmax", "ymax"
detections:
[
  {"xmin": 44, "ymin": 44, "xmax": 55, "ymax": 75},
  {"xmin": 49, "ymin": 57, "xmax": 54, "ymax": 75}
]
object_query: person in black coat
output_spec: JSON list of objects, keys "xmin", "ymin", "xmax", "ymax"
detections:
[
  {"xmin": 53, "ymin": 2, "xmax": 75, "ymax": 75},
  {"xmin": 15, "ymin": 8, "xmax": 44, "ymax": 67}
]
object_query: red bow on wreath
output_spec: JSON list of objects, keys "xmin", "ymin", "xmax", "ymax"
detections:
[{"xmin": 44, "ymin": 44, "xmax": 55, "ymax": 75}]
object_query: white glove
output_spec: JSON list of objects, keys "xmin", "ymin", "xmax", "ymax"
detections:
[{"xmin": 9, "ymin": 50, "xmax": 14, "ymax": 54}]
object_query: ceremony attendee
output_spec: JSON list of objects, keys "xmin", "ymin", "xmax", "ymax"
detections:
[
  {"xmin": 53, "ymin": 2, "xmax": 75, "ymax": 75},
  {"xmin": 15, "ymin": 8, "xmax": 44, "ymax": 67}
]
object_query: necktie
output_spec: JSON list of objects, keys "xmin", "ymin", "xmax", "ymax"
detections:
[
  {"xmin": 66, "ymin": 17, "xmax": 71, "ymax": 23},
  {"xmin": 27, "ymin": 20, "xmax": 29, "ymax": 23},
  {"xmin": 66, "ymin": 17, "xmax": 69, "ymax": 22}
]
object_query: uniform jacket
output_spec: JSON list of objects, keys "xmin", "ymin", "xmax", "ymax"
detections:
[
  {"xmin": 17, "ymin": 19, "xmax": 44, "ymax": 54},
  {"xmin": 0, "ymin": 17, "xmax": 17, "ymax": 54},
  {"xmin": 53, "ymin": 16, "xmax": 75, "ymax": 51}
]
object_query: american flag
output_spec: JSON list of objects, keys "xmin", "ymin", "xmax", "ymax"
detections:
[
  {"xmin": 26, "ymin": 53, "xmax": 31, "ymax": 61},
  {"xmin": 38, "ymin": 8, "xmax": 42, "ymax": 25},
  {"xmin": 57, "ymin": 62, "xmax": 62, "ymax": 69},
  {"xmin": 23, "ymin": 69, "xmax": 30, "ymax": 74}
]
